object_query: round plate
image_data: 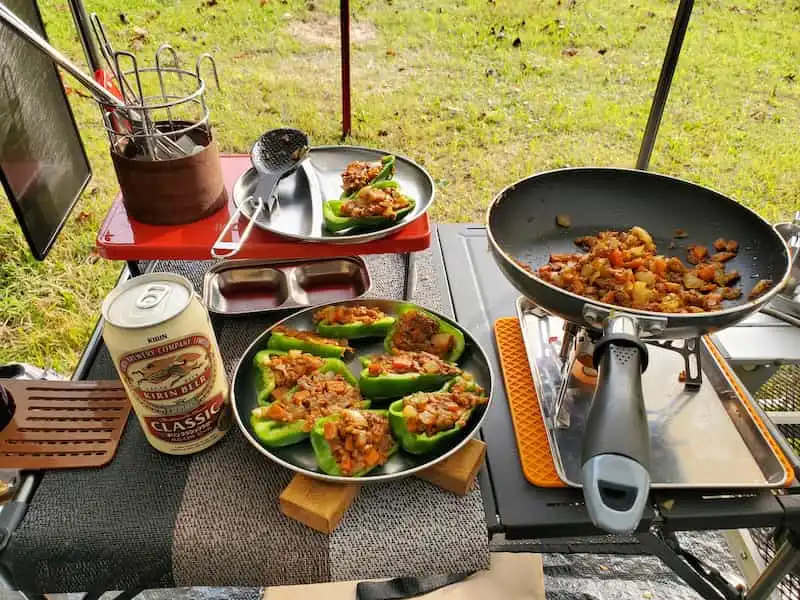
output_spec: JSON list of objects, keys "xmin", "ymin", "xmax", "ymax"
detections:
[
  {"xmin": 231, "ymin": 299, "xmax": 494, "ymax": 483},
  {"xmin": 232, "ymin": 145, "xmax": 435, "ymax": 244}
]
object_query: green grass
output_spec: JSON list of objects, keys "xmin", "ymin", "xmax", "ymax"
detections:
[{"xmin": 0, "ymin": 0, "xmax": 798, "ymax": 374}]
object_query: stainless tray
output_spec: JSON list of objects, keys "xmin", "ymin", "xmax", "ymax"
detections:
[
  {"xmin": 202, "ymin": 257, "xmax": 370, "ymax": 315},
  {"xmin": 231, "ymin": 299, "xmax": 494, "ymax": 483},
  {"xmin": 515, "ymin": 297, "xmax": 789, "ymax": 489},
  {"xmin": 232, "ymin": 145, "xmax": 435, "ymax": 244}
]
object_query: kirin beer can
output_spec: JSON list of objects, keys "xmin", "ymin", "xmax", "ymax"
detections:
[{"xmin": 102, "ymin": 273, "xmax": 230, "ymax": 454}]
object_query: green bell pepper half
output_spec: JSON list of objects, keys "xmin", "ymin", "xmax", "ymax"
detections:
[
  {"xmin": 266, "ymin": 328, "xmax": 352, "ymax": 359},
  {"xmin": 252, "ymin": 349, "xmax": 357, "ymax": 405},
  {"xmin": 323, "ymin": 194, "xmax": 416, "ymax": 234},
  {"xmin": 310, "ymin": 410, "xmax": 399, "ymax": 476},
  {"xmin": 388, "ymin": 379, "xmax": 484, "ymax": 455},
  {"xmin": 339, "ymin": 155, "xmax": 396, "ymax": 200},
  {"xmin": 250, "ymin": 359, "xmax": 367, "ymax": 448},
  {"xmin": 316, "ymin": 315, "xmax": 396, "ymax": 340},
  {"xmin": 384, "ymin": 304, "xmax": 466, "ymax": 363},
  {"xmin": 357, "ymin": 355, "xmax": 458, "ymax": 401}
]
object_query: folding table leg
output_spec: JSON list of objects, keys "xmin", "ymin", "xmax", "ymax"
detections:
[
  {"xmin": 745, "ymin": 530, "xmax": 800, "ymax": 600},
  {"xmin": 404, "ymin": 252, "xmax": 417, "ymax": 301},
  {"xmin": 126, "ymin": 260, "xmax": 142, "ymax": 277}
]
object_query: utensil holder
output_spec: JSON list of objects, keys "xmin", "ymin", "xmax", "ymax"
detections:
[{"xmin": 111, "ymin": 126, "xmax": 227, "ymax": 225}]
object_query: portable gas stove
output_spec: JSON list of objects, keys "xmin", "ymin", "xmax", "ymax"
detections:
[{"xmin": 515, "ymin": 297, "xmax": 789, "ymax": 491}]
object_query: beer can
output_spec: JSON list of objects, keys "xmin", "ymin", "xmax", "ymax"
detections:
[{"xmin": 101, "ymin": 273, "xmax": 231, "ymax": 455}]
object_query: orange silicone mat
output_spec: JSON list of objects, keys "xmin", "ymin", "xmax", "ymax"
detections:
[{"xmin": 493, "ymin": 317, "xmax": 793, "ymax": 489}]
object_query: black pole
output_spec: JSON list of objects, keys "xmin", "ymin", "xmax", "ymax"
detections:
[
  {"xmin": 340, "ymin": 0, "xmax": 352, "ymax": 138},
  {"xmin": 635, "ymin": 0, "xmax": 694, "ymax": 171},
  {"xmin": 66, "ymin": 0, "xmax": 102, "ymax": 72}
]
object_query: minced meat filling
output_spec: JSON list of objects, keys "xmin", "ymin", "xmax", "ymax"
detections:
[
  {"xmin": 365, "ymin": 351, "xmax": 461, "ymax": 377},
  {"xmin": 313, "ymin": 305, "xmax": 385, "ymax": 326},
  {"xmin": 390, "ymin": 310, "xmax": 455, "ymax": 359},
  {"xmin": 400, "ymin": 389, "xmax": 487, "ymax": 436},
  {"xmin": 258, "ymin": 349, "xmax": 323, "ymax": 388},
  {"xmin": 340, "ymin": 186, "xmax": 410, "ymax": 219},
  {"xmin": 252, "ymin": 371, "xmax": 363, "ymax": 431},
  {"xmin": 321, "ymin": 409, "xmax": 395, "ymax": 476},
  {"xmin": 273, "ymin": 325, "xmax": 351, "ymax": 349},
  {"xmin": 341, "ymin": 160, "xmax": 383, "ymax": 195}
]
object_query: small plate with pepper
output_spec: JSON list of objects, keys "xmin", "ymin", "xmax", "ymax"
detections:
[
  {"xmin": 231, "ymin": 299, "xmax": 493, "ymax": 483},
  {"xmin": 231, "ymin": 146, "xmax": 435, "ymax": 244}
]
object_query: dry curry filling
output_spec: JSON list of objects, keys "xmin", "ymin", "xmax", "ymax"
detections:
[
  {"xmin": 400, "ymin": 387, "xmax": 487, "ymax": 436},
  {"xmin": 529, "ymin": 227, "xmax": 757, "ymax": 313},
  {"xmin": 258, "ymin": 350, "xmax": 324, "ymax": 400},
  {"xmin": 313, "ymin": 305, "xmax": 386, "ymax": 326},
  {"xmin": 273, "ymin": 325, "xmax": 351, "ymax": 348},
  {"xmin": 254, "ymin": 371, "xmax": 363, "ymax": 432},
  {"xmin": 341, "ymin": 160, "xmax": 383, "ymax": 195},
  {"xmin": 321, "ymin": 409, "xmax": 395, "ymax": 476},
  {"xmin": 340, "ymin": 186, "xmax": 410, "ymax": 219},
  {"xmin": 366, "ymin": 351, "xmax": 461, "ymax": 377},
  {"xmin": 390, "ymin": 310, "xmax": 456, "ymax": 359}
]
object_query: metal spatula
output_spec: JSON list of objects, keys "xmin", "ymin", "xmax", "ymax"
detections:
[{"xmin": 211, "ymin": 128, "xmax": 309, "ymax": 258}]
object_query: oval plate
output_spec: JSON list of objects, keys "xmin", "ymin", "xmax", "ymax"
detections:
[
  {"xmin": 232, "ymin": 146, "xmax": 435, "ymax": 244},
  {"xmin": 231, "ymin": 299, "xmax": 493, "ymax": 483}
]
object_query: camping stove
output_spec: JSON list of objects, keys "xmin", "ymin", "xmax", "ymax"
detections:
[{"xmin": 515, "ymin": 297, "xmax": 787, "ymax": 490}]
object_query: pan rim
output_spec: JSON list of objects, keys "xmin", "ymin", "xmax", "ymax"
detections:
[
  {"xmin": 230, "ymin": 298, "xmax": 495, "ymax": 484},
  {"xmin": 485, "ymin": 166, "xmax": 792, "ymax": 326}
]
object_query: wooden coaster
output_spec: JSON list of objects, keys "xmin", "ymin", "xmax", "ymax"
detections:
[
  {"xmin": 279, "ymin": 439, "xmax": 486, "ymax": 534},
  {"xmin": 0, "ymin": 379, "xmax": 131, "ymax": 470}
]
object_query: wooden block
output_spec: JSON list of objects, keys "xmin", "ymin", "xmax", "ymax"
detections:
[
  {"xmin": 416, "ymin": 439, "xmax": 486, "ymax": 496},
  {"xmin": 279, "ymin": 474, "xmax": 361, "ymax": 534}
]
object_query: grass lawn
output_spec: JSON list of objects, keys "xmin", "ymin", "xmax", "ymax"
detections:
[{"xmin": 0, "ymin": 0, "xmax": 798, "ymax": 374}]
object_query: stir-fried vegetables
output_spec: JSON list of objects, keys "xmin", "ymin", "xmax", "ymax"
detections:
[{"xmin": 527, "ymin": 227, "xmax": 746, "ymax": 313}]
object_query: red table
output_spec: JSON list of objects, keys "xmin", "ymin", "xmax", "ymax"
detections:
[{"xmin": 95, "ymin": 154, "xmax": 431, "ymax": 262}]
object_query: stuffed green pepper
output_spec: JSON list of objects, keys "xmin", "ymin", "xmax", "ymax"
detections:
[
  {"xmin": 340, "ymin": 155, "xmax": 395, "ymax": 199},
  {"xmin": 267, "ymin": 325, "xmax": 353, "ymax": 359},
  {"xmin": 250, "ymin": 369, "xmax": 368, "ymax": 447},
  {"xmin": 358, "ymin": 350, "xmax": 462, "ymax": 400},
  {"xmin": 253, "ymin": 349, "xmax": 356, "ymax": 405},
  {"xmin": 324, "ymin": 181, "xmax": 415, "ymax": 233},
  {"xmin": 312, "ymin": 304, "xmax": 396, "ymax": 339},
  {"xmin": 311, "ymin": 409, "xmax": 398, "ymax": 476},
  {"xmin": 385, "ymin": 304, "xmax": 466, "ymax": 362},
  {"xmin": 388, "ymin": 378, "xmax": 487, "ymax": 455}
]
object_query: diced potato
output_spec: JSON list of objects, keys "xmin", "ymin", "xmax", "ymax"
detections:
[
  {"xmin": 631, "ymin": 226, "xmax": 653, "ymax": 245},
  {"xmin": 635, "ymin": 270, "xmax": 656, "ymax": 286},
  {"xmin": 633, "ymin": 281, "xmax": 651, "ymax": 304}
]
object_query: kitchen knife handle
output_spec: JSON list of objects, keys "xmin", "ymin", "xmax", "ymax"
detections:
[{"xmin": 581, "ymin": 334, "xmax": 650, "ymax": 534}]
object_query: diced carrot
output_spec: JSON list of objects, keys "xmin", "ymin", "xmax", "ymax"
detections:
[
  {"xmin": 696, "ymin": 264, "xmax": 717, "ymax": 282},
  {"xmin": 609, "ymin": 249, "xmax": 624, "ymax": 267},
  {"xmin": 365, "ymin": 448, "xmax": 380, "ymax": 465}
]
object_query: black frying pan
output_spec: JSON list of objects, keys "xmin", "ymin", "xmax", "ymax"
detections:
[{"xmin": 487, "ymin": 168, "xmax": 791, "ymax": 533}]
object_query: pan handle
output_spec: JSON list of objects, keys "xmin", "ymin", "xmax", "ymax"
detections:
[{"xmin": 581, "ymin": 315, "xmax": 651, "ymax": 534}]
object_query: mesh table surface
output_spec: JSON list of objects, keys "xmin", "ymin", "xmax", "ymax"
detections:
[{"xmin": 3, "ymin": 251, "xmax": 489, "ymax": 594}]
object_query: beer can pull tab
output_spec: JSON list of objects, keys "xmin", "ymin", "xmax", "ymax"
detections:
[{"xmin": 136, "ymin": 284, "xmax": 171, "ymax": 309}]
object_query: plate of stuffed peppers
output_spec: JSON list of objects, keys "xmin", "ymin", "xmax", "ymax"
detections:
[
  {"xmin": 231, "ymin": 146, "xmax": 435, "ymax": 244},
  {"xmin": 231, "ymin": 299, "xmax": 493, "ymax": 482}
]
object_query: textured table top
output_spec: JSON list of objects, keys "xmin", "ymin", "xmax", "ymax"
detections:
[{"xmin": 4, "ymin": 247, "xmax": 489, "ymax": 594}]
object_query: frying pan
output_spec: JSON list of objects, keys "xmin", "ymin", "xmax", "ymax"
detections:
[{"xmin": 487, "ymin": 167, "xmax": 791, "ymax": 534}]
